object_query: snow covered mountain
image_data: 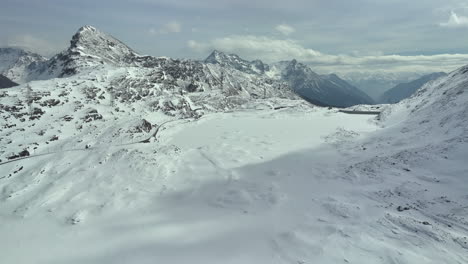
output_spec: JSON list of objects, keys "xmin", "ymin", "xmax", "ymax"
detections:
[
  {"xmin": 0, "ymin": 74, "xmax": 18, "ymax": 88},
  {"xmin": 22, "ymin": 26, "xmax": 147, "ymax": 80},
  {"xmin": 272, "ymin": 60, "xmax": 374, "ymax": 107},
  {"xmin": 1, "ymin": 61, "xmax": 468, "ymax": 264},
  {"xmin": 380, "ymin": 72, "xmax": 447, "ymax": 103},
  {"xmin": 1, "ymin": 28, "xmax": 300, "ymax": 120},
  {"xmin": 205, "ymin": 52, "xmax": 374, "ymax": 107},
  {"xmin": 0, "ymin": 47, "xmax": 47, "ymax": 83},
  {"xmin": 1, "ymin": 25, "xmax": 468, "ymax": 264},
  {"xmin": 0, "ymin": 26, "xmax": 374, "ymax": 108},
  {"xmin": 204, "ymin": 50, "xmax": 270, "ymax": 75},
  {"xmin": 37, "ymin": 25, "xmax": 152, "ymax": 78},
  {"xmin": 380, "ymin": 67, "xmax": 467, "ymax": 142}
]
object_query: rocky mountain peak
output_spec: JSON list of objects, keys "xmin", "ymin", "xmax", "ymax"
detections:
[
  {"xmin": 205, "ymin": 50, "xmax": 235, "ymax": 64},
  {"xmin": 68, "ymin": 25, "xmax": 138, "ymax": 62},
  {"xmin": 282, "ymin": 59, "xmax": 319, "ymax": 80},
  {"xmin": 204, "ymin": 50, "xmax": 268, "ymax": 74}
]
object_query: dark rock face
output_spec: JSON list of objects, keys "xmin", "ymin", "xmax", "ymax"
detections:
[
  {"xmin": 279, "ymin": 60, "xmax": 374, "ymax": 107},
  {"xmin": 130, "ymin": 119, "xmax": 152, "ymax": 133},
  {"xmin": 380, "ymin": 72, "xmax": 447, "ymax": 104},
  {"xmin": 82, "ymin": 108, "xmax": 103, "ymax": 122},
  {"xmin": 7, "ymin": 150, "xmax": 30, "ymax": 160},
  {"xmin": 0, "ymin": 74, "xmax": 18, "ymax": 88}
]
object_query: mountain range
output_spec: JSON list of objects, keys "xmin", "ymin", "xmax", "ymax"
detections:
[
  {"xmin": 342, "ymin": 71, "xmax": 427, "ymax": 101},
  {"xmin": 0, "ymin": 26, "xmax": 374, "ymax": 108},
  {"xmin": 275, "ymin": 60, "xmax": 374, "ymax": 106}
]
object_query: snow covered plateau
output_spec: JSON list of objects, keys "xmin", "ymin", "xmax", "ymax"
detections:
[{"xmin": 0, "ymin": 26, "xmax": 467, "ymax": 264}]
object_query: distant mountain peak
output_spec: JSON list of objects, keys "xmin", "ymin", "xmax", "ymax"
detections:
[
  {"xmin": 205, "ymin": 50, "xmax": 240, "ymax": 64},
  {"xmin": 210, "ymin": 49, "xmax": 224, "ymax": 56},
  {"xmin": 282, "ymin": 59, "xmax": 317, "ymax": 78},
  {"xmin": 69, "ymin": 25, "xmax": 136, "ymax": 55},
  {"xmin": 77, "ymin": 25, "xmax": 98, "ymax": 32},
  {"xmin": 278, "ymin": 59, "xmax": 374, "ymax": 107},
  {"xmin": 204, "ymin": 50, "xmax": 268, "ymax": 74},
  {"xmin": 204, "ymin": 50, "xmax": 225, "ymax": 63}
]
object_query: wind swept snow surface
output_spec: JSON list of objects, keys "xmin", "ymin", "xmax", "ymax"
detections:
[{"xmin": 2, "ymin": 99, "xmax": 467, "ymax": 263}]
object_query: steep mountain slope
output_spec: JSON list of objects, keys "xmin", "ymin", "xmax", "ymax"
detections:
[
  {"xmin": 0, "ymin": 47, "xmax": 47, "ymax": 83},
  {"xmin": 28, "ymin": 25, "xmax": 142, "ymax": 80},
  {"xmin": 204, "ymin": 52, "xmax": 374, "ymax": 107},
  {"xmin": 380, "ymin": 72, "xmax": 447, "ymax": 103},
  {"xmin": 273, "ymin": 60, "xmax": 374, "ymax": 107},
  {"xmin": 357, "ymin": 65, "xmax": 468, "ymax": 262},
  {"xmin": 380, "ymin": 67, "xmax": 467, "ymax": 144},
  {"xmin": 0, "ymin": 74, "xmax": 18, "ymax": 88},
  {"xmin": 0, "ymin": 27, "xmax": 296, "ymax": 102}
]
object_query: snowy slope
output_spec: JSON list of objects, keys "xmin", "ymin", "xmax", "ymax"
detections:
[{"xmin": 380, "ymin": 72, "xmax": 447, "ymax": 103}]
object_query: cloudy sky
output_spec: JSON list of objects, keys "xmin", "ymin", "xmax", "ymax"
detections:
[{"xmin": 1, "ymin": 0, "xmax": 468, "ymax": 75}]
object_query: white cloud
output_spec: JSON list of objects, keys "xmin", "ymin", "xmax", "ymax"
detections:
[
  {"xmin": 4, "ymin": 34, "xmax": 61, "ymax": 56},
  {"xmin": 440, "ymin": 11, "xmax": 468, "ymax": 28},
  {"xmin": 149, "ymin": 21, "xmax": 182, "ymax": 35},
  {"xmin": 187, "ymin": 40, "xmax": 206, "ymax": 53},
  {"xmin": 188, "ymin": 34, "xmax": 468, "ymax": 74},
  {"xmin": 275, "ymin": 24, "xmax": 295, "ymax": 35}
]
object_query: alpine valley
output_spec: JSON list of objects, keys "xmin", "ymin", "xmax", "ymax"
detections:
[{"xmin": 0, "ymin": 26, "xmax": 467, "ymax": 264}]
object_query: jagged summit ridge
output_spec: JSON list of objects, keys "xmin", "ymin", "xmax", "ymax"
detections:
[
  {"xmin": 30, "ymin": 25, "xmax": 145, "ymax": 79},
  {"xmin": 69, "ymin": 25, "xmax": 139, "ymax": 64},
  {"xmin": 204, "ymin": 50, "xmax": 269, "ymax": 74},
  {"xmin": 1, "ymin": 26, "xmax": 374, "ymax": 107}
]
